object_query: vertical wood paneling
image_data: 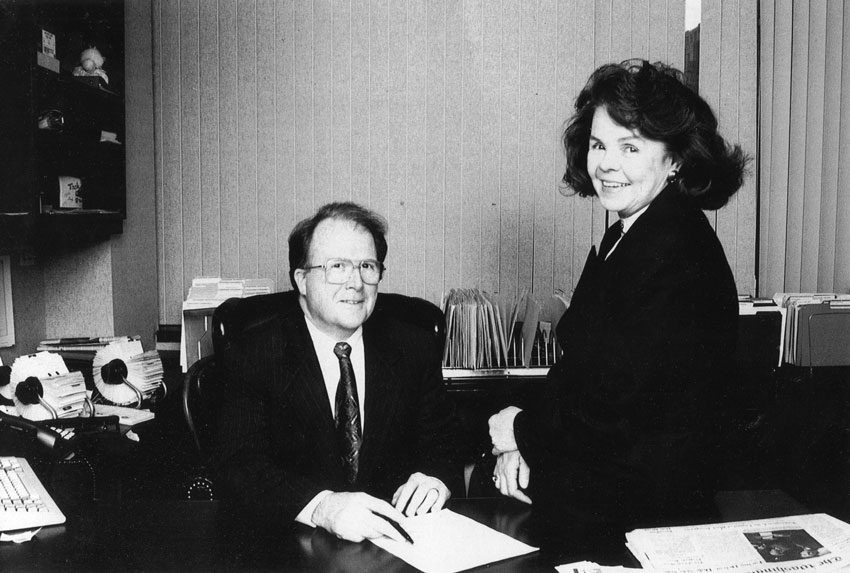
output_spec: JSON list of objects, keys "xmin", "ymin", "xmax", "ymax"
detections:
[
  {"xmin": 159, "ymin": 0, "xmax": 184, "ymax": 322},
  {"xmin": 313, "ymin": 0, "xmax": 334, "ymax": 210},
  {"xmin": 180, "ymin": 0, "xmax": 201, "ymax": 296},
  {"xmin": 425, "ymin": 0, "xmax": 447, "ymax": 303},
  {"xmin": 516, "ymin": 0, "xmax": 538, "ymax": 295},
  {"xmin": 275, "ymin": 1, "xmax": 296, "ymax": 291},
  {"xmin": 332, "ymin": 0, "xmax": 352, "ymax": 203},
  {"xmin": 532, "ymin": 0, "xmax": 557, "ymax": 297},
  {"xmin": 293, "ymin": 1, "xmax": 314, "ymax": 222},
  {"xmin": 461, "ymin": 0, "xmax": 483, "ymax": 290},
  {"xmin": 386, "ymin": 0, "xmax": 409, "ymax": 294},
  {"xmin": 573, "ymin": 0, "xmax": 598, "ymax": 282},
  {"xmin": 351, "ymin": 0, "xmax": 371, "ymax": 207},
  {"xmin": 218, "ymin": 0, "xmax": 239, "ymax": 277},
  {"xmin": 257, "ymin": 0, "xmax": 278, "ymax": 284},
  {"xmin": 369, "ymin": 0, "xmax": 390, "ymax": 246},
  {"xmin": 199, "ymin": 0, "xmax": 221, "ymax": 277},
  {"xmin": 553, "ymin": 0, "xmax": 577, "ymax": 296},
  {"xmin": 497, "ymin": 0, "xmax": 520, "ymax": 298},
  {"xmin": 480, "ymin": 0, "xmax": 501, "ymax": 294},
  {"xmin": 237, "ymin": 1, "xmax": 258, "ymax": 280},
  {"xmin": 154, "ymin": 0, "xmax": 757, "ymax": 324},
  {"xmin": 440, "ymin": 0, "xmax": 463, "ymax": 294},
  {"xmin": 405, "ymin": 0, "xmax": 428, "ymax": 298}
]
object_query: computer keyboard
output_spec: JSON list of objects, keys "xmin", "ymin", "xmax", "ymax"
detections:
[{"xmin": 0, "ymin": 456, "xmax": 66, "ymax": 532}]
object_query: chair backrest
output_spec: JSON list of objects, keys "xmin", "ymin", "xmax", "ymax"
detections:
[{"xmin": 182, "ymin": 291, "xmax": 446, "ymax": 466}]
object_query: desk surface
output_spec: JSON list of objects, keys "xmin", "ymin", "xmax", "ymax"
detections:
[{"xmin": 1, "ymin": 491, "xmax": 810, "ymax": 571}]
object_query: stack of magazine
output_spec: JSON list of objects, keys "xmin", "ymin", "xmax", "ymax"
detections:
[{"xmin": 441, "ymin": 288, "xmax": 568, "ymax": 369}]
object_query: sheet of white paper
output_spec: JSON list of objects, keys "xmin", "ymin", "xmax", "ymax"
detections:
[{"xmin": 370, "ymin": 509, "xmax": 538, "ymax": 573}]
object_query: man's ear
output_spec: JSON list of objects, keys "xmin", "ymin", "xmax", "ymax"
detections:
[{"xmin": 293, "ymin": 268, "xmax": 308, "ymax": 295}]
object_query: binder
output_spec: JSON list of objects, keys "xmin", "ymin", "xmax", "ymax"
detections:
[{"xmin": 798, "ymin": 301, "xmax": 850, "ymax": 367}]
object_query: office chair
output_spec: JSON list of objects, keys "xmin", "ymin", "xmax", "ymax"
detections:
[{"xmin": 181, "ymin": 290, "xmax": 446, "ymax": 500}]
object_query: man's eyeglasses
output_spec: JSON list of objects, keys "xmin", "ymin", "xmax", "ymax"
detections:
[{"xmin": 303, "ymin": 258, "xmax": 385, "ymax": 285}]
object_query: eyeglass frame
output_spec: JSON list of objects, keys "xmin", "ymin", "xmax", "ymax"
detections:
[{"xmin": 301, "ymin": 258, "xmax": 386, "ymax": 285}]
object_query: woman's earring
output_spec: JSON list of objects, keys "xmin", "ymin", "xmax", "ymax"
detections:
[{"xmin": 666, "ymin": 169, "xmax": 679, "ymax": 183}]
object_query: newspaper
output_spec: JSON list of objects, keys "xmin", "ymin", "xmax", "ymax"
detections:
[{"xmin": 626, "ymin": 513, "xmax": 850, "ymax": 572}]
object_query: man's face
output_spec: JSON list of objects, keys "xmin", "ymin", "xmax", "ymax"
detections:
[{"xmin": 294, "ymin": 217, "xmax": 379, "ymax": 340}]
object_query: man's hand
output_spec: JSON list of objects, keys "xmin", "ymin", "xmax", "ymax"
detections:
[
  {"xmin": 311, "ymin": 492, "xmax": 410, "ymax": 543},
  {"xmin": 488, "ymin": 406, "xmax": 522, "ymax": 454},
  {"xmin": 493, "ymin": 450, "xmax": 532, "ymax": 505},
  {"xmin": 392, "ymin": 472, "xmax": 450, "ymax": 517}
]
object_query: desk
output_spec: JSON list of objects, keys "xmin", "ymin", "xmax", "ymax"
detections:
[{"xmin": 1, "ymin": 492, "xmax": 809, "ymax": 571}]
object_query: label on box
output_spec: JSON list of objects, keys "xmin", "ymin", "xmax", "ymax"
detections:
[
  {"xmin": 58, "ymin": 176, "xmax": 83, "ymax": 209},
  {"xmin": 41, "ymin": 30, "xmax": 56, "ymax": 57}
]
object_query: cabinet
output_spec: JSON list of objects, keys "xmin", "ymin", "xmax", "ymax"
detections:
[{"xmin": 0, "ymin": 0, "xmax": 125, "ymax": 251}]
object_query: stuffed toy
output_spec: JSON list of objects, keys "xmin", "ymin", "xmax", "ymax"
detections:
[{"xmin": 72, "ymin": 46, "xmax": 109, "ymax": 84}]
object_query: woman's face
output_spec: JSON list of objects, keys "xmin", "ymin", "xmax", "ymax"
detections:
[{"xmin": 587, "ymin": 106, "xmax": 679, "ymax": 218}]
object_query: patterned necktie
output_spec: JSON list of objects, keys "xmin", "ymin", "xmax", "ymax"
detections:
[
  {"xmin": 597, "ymin": 219, "xmax": 624, "ymax": 260},
  {"xmin": 333, "ymin": 342, "xmax": 362, "ymax": 485}
]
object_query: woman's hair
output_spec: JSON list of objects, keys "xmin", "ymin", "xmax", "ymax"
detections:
[
  {"xmin": 562, "ymin": 59, "xmax": 750, "ymax": 209},
  {"xmin": 288, "ymin": 202, "xmax": 388, "ymax": 292}
]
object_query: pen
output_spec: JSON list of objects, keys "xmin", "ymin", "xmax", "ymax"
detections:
[{"xmin": 371, "ymin": 511, "xmax": 414, "ymax": 544}]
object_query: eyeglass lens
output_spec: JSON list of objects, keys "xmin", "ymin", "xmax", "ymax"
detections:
[{"xmin": 324, "ymin": 259, "xmax": 382, "ymax": 284}]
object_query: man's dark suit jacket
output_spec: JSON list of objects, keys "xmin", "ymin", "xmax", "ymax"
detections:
[
  {"xmin": 514, "ymin": 185, "xmax": 739, "ymax": 534},
  {"xmin": 215, "ymin": 302, "xmax": 463, "ymax": 526}
]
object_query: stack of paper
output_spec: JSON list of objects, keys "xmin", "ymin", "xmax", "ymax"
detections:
[
  {"xmin": 441, "ymin": 288, "xmax": 568, "ymax": 369},
  {"xmin": 183, "ymin": 277, "xmax": 274, "ymax": 310},
  {"xmin": 370, "ymin": 509, "xmax": 537, "ymax": 573},
  {"xmin": 626, "ymin": 513, "xmax": 850, "ymax": 572}
]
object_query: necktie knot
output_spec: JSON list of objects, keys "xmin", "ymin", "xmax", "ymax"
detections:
[{"xmin": 334, "ymin": 342, "xmax": 352, "ymax": 359}]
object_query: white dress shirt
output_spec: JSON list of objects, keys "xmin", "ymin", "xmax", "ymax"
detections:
[{"xmin": 296, "ymin": 316, "xmax": 367, "ymax": 526}]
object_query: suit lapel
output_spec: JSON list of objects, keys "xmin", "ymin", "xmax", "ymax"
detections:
[
  {"xmin": 357, "ymin": 320, "xmax": 405, "ymax": 483},
  {"xmin": 279, "ymin": 311, "xmax": 336, "ymax": 435}
]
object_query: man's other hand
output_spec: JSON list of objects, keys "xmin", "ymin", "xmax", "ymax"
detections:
[
  {"xmin": 493, "ymin": 450, "xmax": 532, "ymax": 505},
  {"xmin": 392, "ymin": 472, "xmax": 450, "ymax": 517},
  {"xmin": 311, "ymin": 492, "xmax": 409, "ymax": 543}
]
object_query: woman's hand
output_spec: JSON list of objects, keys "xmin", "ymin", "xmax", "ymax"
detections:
[
  {"xmin": 488, "ymin": 406, "xmax": 522, "ymax": 454},
  {"xmin": 493, "ymin": 450, "xmax": 532, "ymax": 505}
]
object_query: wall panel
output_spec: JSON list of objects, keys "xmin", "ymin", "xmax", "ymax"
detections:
[
  {"xmin": 154, "ymin": 0, "xmax": 758, "ymax": 324},
  {"xmin": 759, "ymin": 0, "xmax": 850, "ymax": 296}
]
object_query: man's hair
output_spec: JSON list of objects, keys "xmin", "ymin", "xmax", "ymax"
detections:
[
  {"xmin": 288, "ymin": 202, "xmax": 388, "ymax": 292},
  {"xmin": 561, "ymin": 59, "xmax": 750, "ymax": 210}
]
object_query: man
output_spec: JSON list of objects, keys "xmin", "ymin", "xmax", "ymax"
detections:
[{"xmin": 216, "ymin": 202, "xmax": 462, "ymax": 543}]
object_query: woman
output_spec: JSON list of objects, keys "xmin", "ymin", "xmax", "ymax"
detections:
[{"xmin": 488, "ymin": 60, "xmax": 749, "ymax": 537}]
